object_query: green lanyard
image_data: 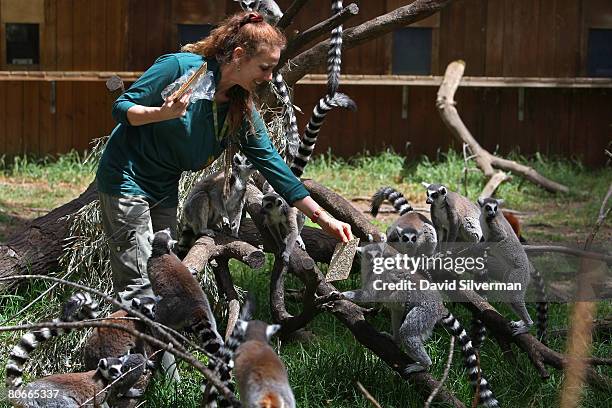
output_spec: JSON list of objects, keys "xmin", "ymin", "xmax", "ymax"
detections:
[{"xmin": 212, "ymin": 102, "xmax": 229, "ymax": 142}]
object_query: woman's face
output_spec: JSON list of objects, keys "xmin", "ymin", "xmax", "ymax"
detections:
[{"xmin": 234, "ymin": 45, "xmax": 280, "ymax": 91}]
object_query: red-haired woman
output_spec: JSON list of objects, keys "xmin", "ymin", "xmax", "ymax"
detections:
[{"xmin": 96, "ymin": 11, "xmax": 353, "ymax": 309}]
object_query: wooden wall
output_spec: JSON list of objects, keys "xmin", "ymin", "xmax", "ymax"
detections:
[{"xmin": 0, "ymin": 0, "xmax": 610, "ymax": 166}]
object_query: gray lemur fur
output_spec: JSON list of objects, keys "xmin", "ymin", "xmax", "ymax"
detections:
[
  {"xmin": 422, "ymin": 182, "xmax": 483, "ymax": 244},
  {"xmin": 183, "ymin": 153, "xmax": 255, "ymax": 238},
  {"xmin": 370, "ymin": 186, "xmax": 437, "ymax": 256},
  {"xmin": 341, "ymin": 243, "xmax": 499, "ymax": 407},
  {"xmin": 478, "ymin": 197, "xmax": 534, "ymax": 336},
  {"xmin": 260, "ymin": 183, "xmax": 306, "ymax": 264},
  {"xmin": 235, "ymin": 0, "xmax": 283, "ymax": 26}
]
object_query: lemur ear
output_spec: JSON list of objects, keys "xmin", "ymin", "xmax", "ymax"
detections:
[
  {"xmin": 497, "ymin": 199, "xmax": 505, "ymax": 207},
  {"xmin": 266, "ymin": 324, "xmax": 282, "ymax": 340},
  {"xmin": 477, "ymin": 197, "xmax": 485, "ymax": 207},
  {"xmin": 131, "ymin": 298, "xmax": 141, "ymax": 309},
  {"xmin": 421, "ymin": 182, "xmax": 431, "ymax": 189},
  {"xmin": 237, "ymin": 320, "xmax": 249, "ymax": 333},
  {"xmin": 98, "ymin": 358, "xmax": 109, "ymax": 370}
]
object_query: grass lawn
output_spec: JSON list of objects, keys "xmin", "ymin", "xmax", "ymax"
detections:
[{"xmin": 0, "ymin": 149, "xmax": 610, "ymax": 407}]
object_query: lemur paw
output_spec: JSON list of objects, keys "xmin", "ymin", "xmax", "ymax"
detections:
[
  {"xmin": 510, "ymin": 320, "xmax": 531, "ymax": 336},
  {"xmin": 403, "ymin": 363, "xmax": 427, "ymax": 374},
  {"xmin": 296, "ymin": 237, "xmax": 306, "ymax": 251},
  {"xmin": 122, "ymin": 388, "xmax": 144, "ymax": 398},
  {"xmin": 200, "ymin": 229, "xmax": 216, "ymax": 237}
]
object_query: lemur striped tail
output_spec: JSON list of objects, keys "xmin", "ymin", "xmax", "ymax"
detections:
[
  {"xmin": 290, "ymin": 92, "xmax": 356, "ymax": 178},
  {"xmin": 471, "ymin": 270, "xmax": 489, "ymax": 349},
  {"xmin": 441, "ymin": 312, "xmax": 499, "ymax": 407},
  {"xmin": 5, "ymin": 292, "xmax": 100, "ymax": 389},
  {"xmin": 194, "ymin": 319, "xmax": 235, "ymax": 407},
  {"xmin": 328, "ymin": 0, "xmax": 344, "ymax": 95},
  {"xmin": 202, "ymin": 297, "xmax": 255, "ymax": 407},
  {"xmin": 272, "ymin": 73, "xmax": 300, "ymax": 163},
  {"xmin": 531, "ymin": 265, "xmax": 548, "ymax": 342},
  {"xmin": 370, "ymin": 186, "xmax": 414, "ymax": 217}
]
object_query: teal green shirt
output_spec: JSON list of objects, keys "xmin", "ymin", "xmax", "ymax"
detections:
[{"xmin": 97, "ymin": 52, "xmax": 309, "ymax": 208}]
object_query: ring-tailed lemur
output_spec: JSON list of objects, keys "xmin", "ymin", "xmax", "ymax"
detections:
[
  {"xmin": 146, "ymin": 229, "xmax": 233, "ymax": 406},
  {"xmin": 5, "ymin": 293, "xmax": 148, "ymax": 407},
  {"xmin": 478, "ymin": 197, "xmax": 533, "ymax": 336},
  {"xmin": 235, "ymin": 0, "xmax": 283, "ymax": 26},
  {"xmin": 502, "ymin": 212, "xmax": 547, "ymax": 340},
  {"xmin": 343, "ymin": 244, "xmax": 499, "ymax": 407},
  {"xmin": 183, "ymin": 153, "xmax": 255, "ymax": 238},
  {"xmin": 370, "ymin": 186, "xmax": 437, "ymax": 256},
  {"xmin": 223, "ymin": 298, "xmax": 296, "ymax": 408},
  {"xmin": 289, "ymin": 92, "xmax": 356, "ymax": 177},
  {"xmin": 260, "ymin": 185, "xmax": 306, "ymax": 264},
  {"xmin": 83, "ymin": 296, "xmax": 158, "ymax": 370},
  {"xmin": 422, "ymin": 183, "xmax": 483, "ymax": 244}
]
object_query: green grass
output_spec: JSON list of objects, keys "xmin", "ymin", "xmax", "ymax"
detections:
[
  {"xmin": 0, "ymin": 150, "xmax": 610, "ymax": 408},
  {"xmin": 0, "ymin": 151, "xmax": 96, "ymax": 241}
]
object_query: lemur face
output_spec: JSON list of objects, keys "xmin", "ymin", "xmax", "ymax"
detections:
[
  {"xmin": 132, "ymin": 296, "xmax": 158, "ymax": 321},
  {"xmin": 262, "ymin": 193, "xmax": 283, "ymax": 213},
  {"xmin": 478, "ymin": 197, "xmax": 503, "ymax": 220},
  {"xmin": 239, "ymin": 0, "xmax": 260, "ymax": 11},
  {"xmin": 423, "ymin": 183, "xmax": 447, "ymax": 205},
  {"xmin": 98, "ymin": 357, "xmax": 124, "ymax": 381},
  {"xmin": 399, "ymin": 228, "xmax": 421, "ymax": 244},
  {"xmin": 152, "ymin": 228, "xmax": 178, "ymax": 254}
]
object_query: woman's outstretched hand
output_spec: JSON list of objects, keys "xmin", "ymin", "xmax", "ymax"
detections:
[{"xmin": 316, "ymin": 211, "xmax": 353, "ymax": 243}]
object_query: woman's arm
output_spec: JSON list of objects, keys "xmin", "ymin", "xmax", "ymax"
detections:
[
  {"xmin": 292, "ymin": 196, "xmax": 353, "ymax": 243},
  {"xmin": 126, "ymin": 92, "xmax": 191, "ymax": 126}
]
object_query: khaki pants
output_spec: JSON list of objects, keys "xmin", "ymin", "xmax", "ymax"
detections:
[{"xmin": 98, "ymin": 192, "xmax": 180, "ymax": 381}]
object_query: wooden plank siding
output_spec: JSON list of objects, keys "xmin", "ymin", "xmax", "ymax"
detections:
[{"xmin": 0, "ymin": 0, "xmax": 609, "ymax": 166}]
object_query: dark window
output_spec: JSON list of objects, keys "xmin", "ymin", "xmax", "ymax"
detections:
[
  {"xmin": 6, "ymin": 23, "xmax": 40, "ymax": 65},
  {"xmin": 178, "ymin": 24, "xmax": 215, "ymax": 47},
  {"xmin": 587, "ymin": 29, "xmax": 612, "ymax": 77},
  {"xmin": 392, "ymin": 27, "xmax": 432, "ymax": 75}
]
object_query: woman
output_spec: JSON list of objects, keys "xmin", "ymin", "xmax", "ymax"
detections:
[{"xmin": 96, "ymin": 11, "xmax": 353, "ymax": 306}]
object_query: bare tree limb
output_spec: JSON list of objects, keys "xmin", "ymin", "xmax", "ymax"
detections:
[
  {"xmin": 480, "ymin": 171, "xmax": 512, "ymax": 198},
  {"xmin": 280, "ymin": 0, "xmax": 454, "ymax": 86},
  {"xmin": 276, "ymin": 0, "xmax": 310, "ymax": 30},
  {"xmin": 278, "ymin": 3, "xmax": 359, "ymax": 69},
  {"xmin": 356, "ymin": 381, "xmax": 383, "ymax": 408},
  {"xmin": 182, "ymin": 234, "xmax": 266, "ymax": 273},
  {"xmin": 436, "ymin": 61, "xmax": 569, "ymax": 193},
  {"xmin": 523, "ymin": 245, "xmax": 612, "ymax": 265}
]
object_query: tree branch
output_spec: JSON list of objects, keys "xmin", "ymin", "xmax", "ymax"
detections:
[
  {"xmin": 276, "ymin": 0, "xmax": 310, "ymax": 30},
  {"xmin": 436, "ymin": 60, "xmax": 569, "ymax": 193},
  {"xmin": 278, "ymin": 3, "xmax": 359, "ymax": 69},
  {"xmin": 280, "ymin": 0, "xmax": 454, "ymax": 86}
]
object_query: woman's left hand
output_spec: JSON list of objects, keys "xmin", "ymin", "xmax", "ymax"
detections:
[{"xmin": 317, "ymin": 212, "xmax": 353, "ymax": 243}]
